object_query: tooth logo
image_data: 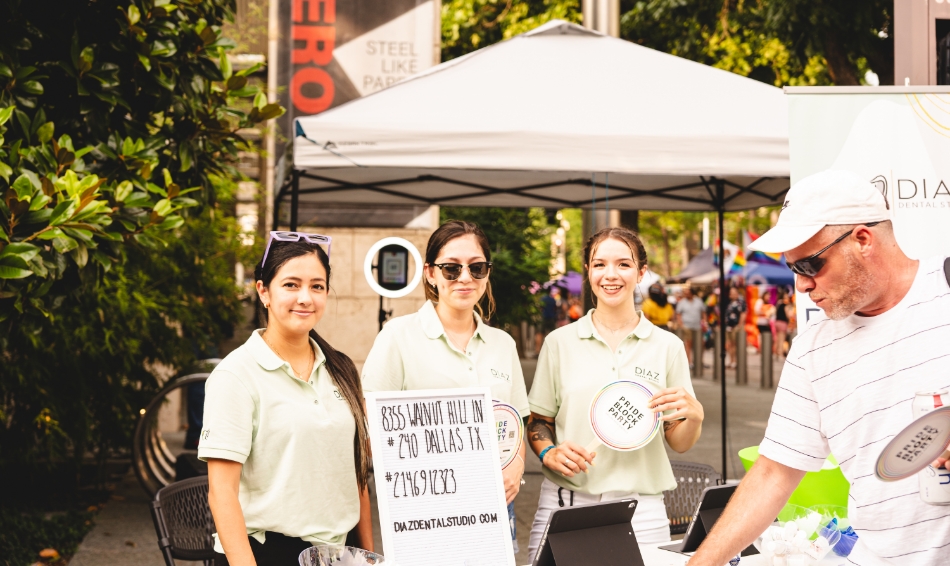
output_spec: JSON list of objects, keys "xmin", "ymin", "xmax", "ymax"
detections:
[{"xmin": 870, "ymin": 175, "xmax": 889, "ymax": 209}]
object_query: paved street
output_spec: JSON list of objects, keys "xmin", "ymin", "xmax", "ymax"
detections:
[{"xmin": 72, "ymin": 345, "xmax": 786, "ymax": 565}]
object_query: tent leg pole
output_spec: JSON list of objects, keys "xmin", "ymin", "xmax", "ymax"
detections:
[
  {"xmin": 273, "ymin": 184, "xmax": 283, "ymax": 231},
  {"xmin": 717, "ymin": 182, "xmax": 728, "ymax": 481},
  {"xmin": 290, "ymin": 169, "xmax": 300, "ymax": 231}
]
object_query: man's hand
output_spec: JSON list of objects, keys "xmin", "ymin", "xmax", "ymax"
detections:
[{"xmin": 934, "ymin": 449, "xmax": 950, "ymax": 472}]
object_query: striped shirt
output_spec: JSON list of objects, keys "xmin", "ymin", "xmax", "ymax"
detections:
[{"xmin": 759, "ymin": 256, "xmax": 950, "ymax": 566}]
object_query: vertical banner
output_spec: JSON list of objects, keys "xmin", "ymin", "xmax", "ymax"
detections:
[
  {"xmin": 277, "ymin": 0, "xmax": 438, "ymax": 159},
  {"xmin": 365, "ymin": 388, "xmax": 516, "ymax": 566},
  {"xmin": 786, "ymin": 87, "xmax": 950, "ymax": 327}
]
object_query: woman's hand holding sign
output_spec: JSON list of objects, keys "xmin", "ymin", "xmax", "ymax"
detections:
[
  {"xmin": 527, "ymin": 414, "xmax": 595, "ymax": 478},
  {"xmin": 542, "ymin": 442, "xmax": 596, "ymax": 478},
  {"xmin": 648, "ymin": 386, "xmax": 704, "ymax": 453}
]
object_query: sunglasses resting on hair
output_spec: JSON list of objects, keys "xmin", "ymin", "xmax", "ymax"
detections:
[{"xmin": 261, "ymin": 231, "xmax": 333, "ymax": 267}]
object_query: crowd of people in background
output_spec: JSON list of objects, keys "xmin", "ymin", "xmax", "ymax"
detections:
[{"xmin": 535, "ymin": 277, "xmax": 797, "ymax": 371}]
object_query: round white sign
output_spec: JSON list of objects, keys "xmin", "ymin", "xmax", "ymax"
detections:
[
  {"xmin": 588, "ymin": 380, "xmax": 661, "ymax": 452},
  {"xmin": 493, "ymin": 402, "xmax": 523, "ymax": 469},
  {"xmin": 363, "ymin": 237, "xmax": 423, "ymax": 299},
  {"xmin": 876, "ymin": 406, "xmax": 950, "ymax": 481}
]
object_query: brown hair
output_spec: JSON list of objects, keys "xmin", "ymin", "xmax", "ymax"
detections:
[
  {"xmin": 583, "ymin": 227, "xmax": 649, "ymax": 304},
  {"xmin": 424, "ymin": 220, "xmax": 496, "ymax": 321},
  {"xmin": 254, "ymin": 240, "xmax": 370, "ymax": 490}
]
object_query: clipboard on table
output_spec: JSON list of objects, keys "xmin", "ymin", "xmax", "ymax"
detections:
[
  {"xmin": 532, "ymin": 499, "xmax": 644, "ymax": 566},
  {"xmin": 659, "ymin": 484, "xmax": 758, "ymax": 556}
]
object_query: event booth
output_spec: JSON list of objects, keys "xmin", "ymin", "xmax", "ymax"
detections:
[{"xmin": 281, "ymin": 19, "xmax": 791, "ymax": 479}]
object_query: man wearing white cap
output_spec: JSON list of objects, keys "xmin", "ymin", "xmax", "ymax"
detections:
[{"xmin": 689, "ymin": 170, "xmax": 950, "ymax": 566}]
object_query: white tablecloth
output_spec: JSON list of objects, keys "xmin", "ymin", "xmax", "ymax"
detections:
[{"xmin": 522, "ymin": 541, "xmax": 849, "ymax": 566}]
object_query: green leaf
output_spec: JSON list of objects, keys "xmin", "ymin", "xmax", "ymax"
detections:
[
  {"xmin": 0, "ymin": 242, "xmax": 40, "ymax": 262},
  {"xmin": 28, "ymin": 193, "xmax": 51, "ymax": 211},
  {"xmin": 20, "ymin": 80, "xmax": 44, "ymax": 95},
  {"xmin": 156, "ymin": 214, "xmax": 184, "ymax": 231},
  {"xmin": 178, "ymin": 144, "xmax": 192, "ymax": 172},
  {"xmin": 137, "ymin": 54, "xmax": 152, "ymax": 72},
  {"xmin": 0, "ymin": 161, "xmax": 12, "ymax": 183},
  {"xmin": 70, "ymin": 243, "xmax": 89, "ymax": 267},
  {"xmin": 258, "ymin": 103, "xmax": 285, "ymax": 121},
  {"xmin": 14, "ymin": 66, "xmax": 36, "ymax": 80},
  {"xmin": 219, "ymin": 48, "xmax": 232, "ymax": 80},
  {"xmin": 229, "ymin": 86, "xmax": 258, "ymax": 98},
  {"xmin": 0, "ymin": 254, "xmax": 30, "ymax": 269},
  {"xmin": 36, "ymin": 227, "xmax": 64, "ymax": 240},
  {"xmin": 49, "ymin": 198, "xmax": 78, "ymax": 226},
  {"xmin": 123, "ymin": 192, "xmax": 152, "ymax": 207},
  {"xmin": 115, "ymin": 180, "xmax": 133, "ymax": 202},
  {"xmin": 0, "ymin": 106, "xmax": 14, "ymax": 126},
  {"xmin": 0, "ymin": 265, "xmax": 33, "ymax": 279},
  {"xmin": 12, "ymin": 174, "xmax": 34, "ymax": 201},
  {"xmin": 121, "ymin": 137, "xmax": 134, "ymax": 157},
  {"xmin": 253, "ymin": 91, "xmax": 267, "ymax": 109},
  {"xmin": 52, "ymin": 235, "xmax": 78, "ymax": 253},
  {"xmin": 153, "ymin": 198, "xmax": 172, "ymax": 217},
  {"xmin": 128, "ymin": 4, "xmax": 141, "ymax": 25},
  {"xmin": 36, "ymin": 121, "xmax": 54, "ymax": 143},
  {"xmin": 0, "ymin": 63, "xmax": 11, "ymax": 78}
]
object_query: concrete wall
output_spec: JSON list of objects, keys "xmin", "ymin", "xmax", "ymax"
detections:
[{"xmin": 304, "ymin": 209, "xmax": 439, "ymax": 370}]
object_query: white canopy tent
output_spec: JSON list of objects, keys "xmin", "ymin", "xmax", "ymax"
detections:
[
  {"xmin": 283, "ymin": 20, "xmax": 792, "ymax": 478},
  {"xmin": 286, "ymin": 20, "xmax": 789, "ymax": 215}
]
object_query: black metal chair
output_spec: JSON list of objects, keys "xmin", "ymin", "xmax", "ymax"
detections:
[
  {"xmin": 150, "ymin": 475, "xmax": 222, "ymax": 566},
  {"xmin": 133, "ymin": 360, "xmax": 219, "ymax": 497},
  {"xmin": 663, "ymin": 461, "xmax": 723, "ymax": 535}
]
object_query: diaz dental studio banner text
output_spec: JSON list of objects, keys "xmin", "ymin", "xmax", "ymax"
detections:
[{"xmin": 786, "ymin": 87, "xmax": 950, "ymax": 327}]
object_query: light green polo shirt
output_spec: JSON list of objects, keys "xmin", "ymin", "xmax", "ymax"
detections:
[
  {"xmin": 528, "ymin": 310, "xmax": 694, "ymax": 496},
  {"xmin": 362, "ymin": 300, "xmax": 529, "ymax": 417},
  {"xmin": 198, "ymin": 330, "xmax": 359, "ymax": 551}
]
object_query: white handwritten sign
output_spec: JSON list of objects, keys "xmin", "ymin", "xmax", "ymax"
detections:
[{"xmin": 366, "ymin": 388, "xmax": 515, "ymax": 566}]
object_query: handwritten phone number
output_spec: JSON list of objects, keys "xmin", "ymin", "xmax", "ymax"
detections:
[{"xmin": 390, "ymin": 469, "xmax": 457, "ymax": 499}]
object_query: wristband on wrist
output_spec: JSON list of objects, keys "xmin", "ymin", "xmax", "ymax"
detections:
[{"xmin": 538, "ymin": 445, "xmax": 556, "ymax": 463}]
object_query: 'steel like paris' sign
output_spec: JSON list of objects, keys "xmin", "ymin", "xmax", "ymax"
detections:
[{"xmin": 366, "ymin": 388, "xmax": 515, "ymax": 566}]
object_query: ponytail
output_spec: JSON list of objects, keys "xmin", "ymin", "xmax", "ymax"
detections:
[{"xmin": 310, "ymin": 329, "xmax": 371, "ymax": 491}]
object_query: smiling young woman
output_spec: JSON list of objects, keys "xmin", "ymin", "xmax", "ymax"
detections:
[
  {"xmin": 361, "ymin": 220, "xmax": 530, "ymax": 555},
  {"xmin": 524, "ymin": 227, "xmax": 705, "ymax": 564},
  {"xmin": 198, "ymin": 234, "xmax": 372, "ymax": 566}
]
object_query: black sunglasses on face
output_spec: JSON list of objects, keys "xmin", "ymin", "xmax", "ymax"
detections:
[
  {"xmin": 785, "ymin": 222, "xmax": 880, "ymax": 277},
  {"xmin": 431, "ymin": 262, "xmax": 492, "ymax": 280}
]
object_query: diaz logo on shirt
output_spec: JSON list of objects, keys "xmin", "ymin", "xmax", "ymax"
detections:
[
  {"xmin": 634, "ymin": 366, "xmax": 661, "ymax": 383},
  {"xmin": 491, "ymin": 369, "xmax": 511, "ymax": 382},
  {"xmin": 332, "ymin": 389, "xmax": 343, "ymax": 400}
]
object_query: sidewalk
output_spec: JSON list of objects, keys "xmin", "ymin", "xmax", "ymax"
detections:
[{"xmin": 71, "ymin": 347, "xmax": 784, "ymax": 565}]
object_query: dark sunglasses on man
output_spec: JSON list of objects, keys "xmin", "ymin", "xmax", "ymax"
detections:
[
  {"xmin": 261, "ymin": 231, "xmax": 332, "ymax": 266},
  {"xmin": 785, "ymin": 222, "xmax": 880, "ymax": 277},
  {"xmin": 430, "ymin": 261, "xmax": 493, "ymax": 280}
]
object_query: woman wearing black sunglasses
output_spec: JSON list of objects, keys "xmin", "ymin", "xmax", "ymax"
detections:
[{"xmin": 362, "ymin": 219, "xmax": 530, "ymax": 553}]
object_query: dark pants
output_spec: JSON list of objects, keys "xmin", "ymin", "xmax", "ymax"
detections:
[
  {"xmin": 248, "ymin": 532, "xmax": 311, "ymax": 566},
  {"xmin": 185, "ymin": 381, "xmax": 205, "ymax": 449}
]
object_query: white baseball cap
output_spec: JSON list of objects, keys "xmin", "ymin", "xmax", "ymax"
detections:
[{"xmin": 748, "ymin": 170, "xmax": 890, "ymax": 254}]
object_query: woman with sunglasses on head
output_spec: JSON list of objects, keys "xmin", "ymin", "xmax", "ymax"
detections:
[
  {"xmin": 525, "ymin": 227, "xmax": 704, "ymax": 564},
  {"xmin": 199, "ymin": 232, "xmax": 373, "ymax": 566},
  {"xmin": 362, "ymin": 220, "xmax": 530, "ymax": 552}
]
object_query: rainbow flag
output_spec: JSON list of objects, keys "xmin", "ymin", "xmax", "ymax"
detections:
[
  {"xmin": 744, "ymin": 231, "xmax": 783, "ymax": 265},
  {"xmin": 729, "ymin": 248, "xmax": 746, "ymax": 275}
]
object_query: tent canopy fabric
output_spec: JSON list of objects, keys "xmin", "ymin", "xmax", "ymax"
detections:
[
  {"xmin": 671, "ymin": 247, "xmax": 715, "ymax": 282},
  {"xmin": 745, "ymin": 262, "xmax": 795, "ymax": 287},
  {"xmin": 289, "ymin": 20, "xmax": 790, "ymax": 212}
]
